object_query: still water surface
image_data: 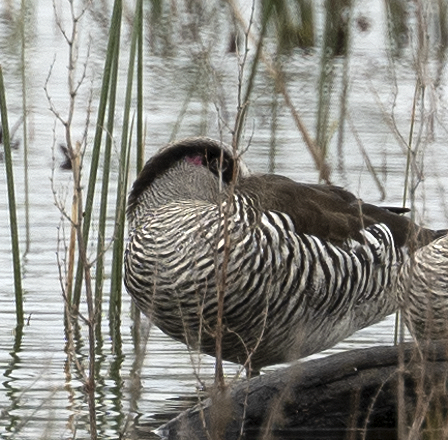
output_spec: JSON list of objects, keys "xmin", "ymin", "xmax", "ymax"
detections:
[{"xmin": 1, "ymin": 1, "xmax": 448, "ymax": 439}]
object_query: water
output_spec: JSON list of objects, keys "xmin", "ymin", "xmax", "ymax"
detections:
[{"xmin": 1, "ymin": 0, "xmax": 448, "ymax": 439}]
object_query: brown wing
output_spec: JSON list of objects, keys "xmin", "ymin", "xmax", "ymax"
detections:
[{"xmin": 237, "ymin": 174, "xmax": 441, "ymax": 249}]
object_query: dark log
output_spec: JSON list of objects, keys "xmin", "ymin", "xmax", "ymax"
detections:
[{"xmin": 157, "ymin": 342, "xmax": 448, "ymax": 440}]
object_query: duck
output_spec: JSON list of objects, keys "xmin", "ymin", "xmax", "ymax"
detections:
[
  {"xmin": 397, "ymin": 233, "xmax": 448, "ymax": 341},
  {"xmin": 0, "ymin": 117, "xmax": 22, "ymax": 161},
  {"xmin": 0, "ymin": 125, "xmax": 20, "ymax": 161},
  {"xmin": 124, "ymin": 137, "xmax": 445, "ymax": 373}
]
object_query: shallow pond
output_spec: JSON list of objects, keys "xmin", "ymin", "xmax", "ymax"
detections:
[{"xmin": 1, "ymin": 0, "xmax": 448, "ymax": 439}]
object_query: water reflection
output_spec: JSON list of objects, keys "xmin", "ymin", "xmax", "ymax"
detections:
[{"xmin": 2, "ymin": 325, "xmax": 23, "ymax": 436}]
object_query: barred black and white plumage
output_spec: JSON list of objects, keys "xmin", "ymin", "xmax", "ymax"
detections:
[
  {"xmin": 397, "ymin": 234, "xmax": 448, "ymax": 341},
  {"xmin": 124, "ymin": 137, "xmax": 444, "ymax": 373}
]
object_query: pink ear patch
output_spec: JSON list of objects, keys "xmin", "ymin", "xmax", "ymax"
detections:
[{"xmin": 185, "ymin": 155, "xmax": 203, "ymax": 166}]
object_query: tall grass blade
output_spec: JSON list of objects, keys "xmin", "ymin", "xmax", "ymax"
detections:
[
  {"xmin": 132, "ymin": 0, "xmax": 144, "ymax": 332},
  {"xmin": 0, "ymin": 66, "xmax": 24, "ymax": 327},
  {"xmin": 20, "ymin": 0, "xmax": 30, "ymax": 255},
  {"xmin": 109, "ymin": 123, "xmax": 133, "ymax": 323},
  {"xmin": 109, "ymin": 0, "xmax": 143, "ymax": 322},
  {"xmin": 136, "ymin": 0, "xmax": 144, "ymax": 174},
  {"xmin": 73, "ymin": 0, "xmax": 123, "ymax": 308},
  {"xmin": 94, "ymin": 18, "xmax": 121, "ymax": 331}
]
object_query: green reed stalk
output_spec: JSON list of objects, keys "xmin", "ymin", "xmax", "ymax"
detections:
[
  {"xmin": 0, "ymin": 66, "xmax": 24, "ymax": 327},
  {"xmin": 132, "ymin": 0, "xmax": 145, "ymax": 331},
  {"xmin": 109, "ymin": 0, "xmax": 143, "ymax": 321},
  {"xmin": 136, "ymin": 0, "xmax": 144, "ymax": 174},
  {"xmin": 94, "ymin": 19, "xmax": 121, "ymax": 330},
  {"xmin": 72, "ymin": 0, "xmax": 123, "ymax": 308},
  {"xmin": 20, "ymin": 0, "xmax": 30, "ymax": 255},
  {"xmin": 109, "ymin": 123, "xmax": 132, "ymax": 322}
]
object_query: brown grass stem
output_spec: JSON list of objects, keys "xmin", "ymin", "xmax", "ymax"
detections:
[{"xmin": 226, "ymin": 0, "xmax": 332, "ymax": 182}]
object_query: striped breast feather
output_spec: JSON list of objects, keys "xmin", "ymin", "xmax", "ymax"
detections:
[
  {"xmin": 126, "ymin": 193, "xmax": 403, "ymax": 309},
  {"xmin": 124, "ymin": 194, "xmax": 405, "ymax": 366},
  {"xmin": 350, "ymin": 223, "xmax": 404, "ymax": 302},
  {"xmin": 397, "ymin": 234, "xmax": 448, "ymax": 340},
  {"xmin": 126, "ymin": 200, "xmax": 219, "ymax": 280},
  {"xmin": 291, "ymin": 223, "xmax": 402, "ymax": 315},
  {"xmin": 131, "ymin": 193, "xmax": 399, "ymax": 271}
]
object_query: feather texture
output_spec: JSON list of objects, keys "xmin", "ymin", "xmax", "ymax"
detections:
[
  {"xmin": 397, "ymin": 234, "xmax": 448, "ymax": 341},
  {"xmin": 124, "ymin": 137, "xmax": 444, "ymax": 372}
]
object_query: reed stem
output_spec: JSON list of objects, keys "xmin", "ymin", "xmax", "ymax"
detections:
[
  {"xmin": 136, "ymin": 0, "xmax": 144, "ymax": 174},
  {"xmin": 20, "ymin": 0, "xmax": 30, "ymax": 255},
  {"xmin": 94, "ymin": 11, "xmax": 121, "ymax": 330},
  {"xmin": 0, "ymin": 66, "xmax": 24, "ymax": 327},
  {"xmin": 109, "ymin": 0, "xmax": 143, "ymax": 321},
  {"xmin": 73, "ymin": 0, "xmax": 123, "ymax": 308}
]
